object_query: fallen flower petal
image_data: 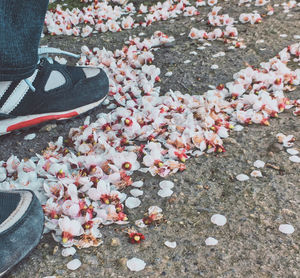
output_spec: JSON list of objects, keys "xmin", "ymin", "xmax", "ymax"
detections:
[
  {"xmin": 127, "ymin": 258, "xmax": 146, "ymax": 272},
  {"xmin": 205, "ymin": 237, "xmax": 218, "ymax": 246},
  {"xmin": 279, "ymin": 224, "xmax": 295, "ymax": 234},
  {"xmin": 164, "ymin": 241, "xmax": 177, "ymax": 248},
  {"xmin": 67, "ymin": 259, "xmax": 82, "ymax": 270},
  {"xmin": 211, "ymin": 214, "xmax": 227, "ymax": 226}
]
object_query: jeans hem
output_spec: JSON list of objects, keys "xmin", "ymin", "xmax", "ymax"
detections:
[{"xmin": 0, "ymin": 64, "xmax": 37, "ymax": 81}]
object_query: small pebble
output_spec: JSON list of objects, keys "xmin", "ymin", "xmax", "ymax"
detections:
[{"xmin": 111, "ymin": 238, "xmax": 121, "ymax": 247}]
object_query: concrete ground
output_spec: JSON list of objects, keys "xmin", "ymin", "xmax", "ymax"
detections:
[{"xmin": 1, "ymin": 0, "xmax": 299, "ymax": 277}]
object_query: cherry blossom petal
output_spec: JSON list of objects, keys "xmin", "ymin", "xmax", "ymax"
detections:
[
  {"xmin": 164, "ymin": 241, "xmax": 177, "ymax": 248},
  {"xmin": 67, "ymin": 259, "xmax": 82, "ymax": 270},
  {"xmin": 236, "ymin": 174, "xmax": 249, "ymax": 181},
  {"xmin": 250, "ymin": 170, "xmax": 262, "ymax": 177},
  {"xmin": 286, "ymin": 148, "xmax": 299, "ymax": 155},
  {"xmin": 132, "ymin": 181, "xmax": 144, "ymax": 188},
  {"xmin": 125, "ymin": 197, "xmax": 141, "ymax": 209},
  {"xmin": 130, "ymin": 189, "xmax": 143, "ymax": 197},
  {"xmin": 253, "ymin": 160, "xmax": 265, "ymax": 168},
  {"xmin": 289, "ymin": 156, "xmax": 300, "ymax": 163},
  {"xmin": 279, "ymin": 224, "xmax": 295, "ymax": 234},
  {"xmin": 158, "ymin": 188, "xmax": 173, "ymax": 198},
  {"xmin": 211, "ymin": 214, "xmax": 227, "ymax": 226},
  {"xmin": 205, "ymin": 237, "xmax": 218, "ymax": 246},
  {"xmin": 127, "ymin": 258, "xmax": 146, "ymax": 272},
  {"xmin": 24, "ymin": 133, "xmax": 36, "ymax": 140},
  {"xmin": 62, "ymin": 247, "xmax": 76, "ymax": 257},
  {"xmin": 159, "ymin": 180, "xmax": 174, "ymax": 189}
]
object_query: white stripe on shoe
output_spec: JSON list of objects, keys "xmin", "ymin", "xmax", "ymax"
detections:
[
  {"xmin": 0, "ymin": 70, "xmax": 38, "ymax": 114},
  {"xmin": 0, "ymin": 81, "xmax": 12, "ymax": 100}
]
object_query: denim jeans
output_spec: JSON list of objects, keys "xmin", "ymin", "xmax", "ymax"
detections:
[{"xmin": 0, "ymin": 0, "xmax": 49, "ymax": 81}]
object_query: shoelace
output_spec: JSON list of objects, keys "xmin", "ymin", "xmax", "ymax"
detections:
[{"xmin": 24, "ymin": 47, "xmax": 80, "ymax": 92}]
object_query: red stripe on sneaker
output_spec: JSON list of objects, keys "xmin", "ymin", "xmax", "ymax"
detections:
[{"xmin": 7, "ymin": 111, "xmax": 78, "ymax": 132}]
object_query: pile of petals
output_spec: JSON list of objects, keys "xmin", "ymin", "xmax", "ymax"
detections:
[
  {"xmin": 0, "ymin": 31, "xmax": 299, "ymax": 248},
  {"xmin": 188, "ymin": 6, "xmax": 243, "ymax": 47},
  {"xmin": 45, "ymin": 0, "xmax": 201, "ymax": 37}
]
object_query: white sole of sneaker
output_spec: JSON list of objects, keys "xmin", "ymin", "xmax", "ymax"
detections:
[
  {"xmin": 0, "ymin": 270, "xmax": 8, "ymax": 277},
  {"xmin": 0, "ymin": 270, "xmax": 8, "ymax": 278},
  {"xmin": 0, "ymin": 97, "xmax": 106, "ymax": 136}
]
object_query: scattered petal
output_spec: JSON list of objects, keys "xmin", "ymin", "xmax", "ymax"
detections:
[
  {"xmin": 135, "ymin": 219, "xmax": 147, "ymax": 228},
  {"xmin": 62, "ymin": 247, "xmax": 76, "ymax": 257},
  {"xmin": 253, "ymin": 160, "xmax": 265, "ymax": 168},
  {"xmin": 66, "ymin": 259, "xmax": 81, "ymax": 271},
  {"xmin": 164, "ymin": 241, "xmax": 177, "ymax": 248},
  {"xmin": 127, "ymin": 258, "xmax": 146, "ymax": 272},
  {"xmin": 165, "ymin": 71, "xmax": 173, "ymax": 77},
  {"xmin": 132, "ymin": 181, "xmax": 144, "ymax": 188},
  {"xmin": 234, "ymin": 125, "xmax": 244, "ymax": 131},
  {"xmin": 236, "ymin": 174, "xmax": 249, "ymax": 181},
  {"xmin": 289, "ymin": 156, "xmax": 300, "ymax": 163},
  {"xmin": 125, "ymin": 197, "xmax": 141, "ymax": 209},
  {"xmin": 158, "ymin": 188, "xmax": 173, "ymax": 198},
  {"xmin": 250, "ymin": 170, "xmax": 262, "ymax": 177},
  {"xmin": 130, "ymin": 189, "xmax": 143, "ymax": 197},
  {"xmin": 159, "ymin": 180, "xmax": 174, "ymax": 189},
  {"xmin": 211, "ymin": 214, "xmax": 227, "ymax": 226},
  {"xmin": 205, "ymin": 237, "xmax": 218, "ymax": 246},
  {"xmin": 286, "ymin": 148, "xmax": 299, "ymax": 155},
  {"xmin": 279, "ymin": 224, "xmax": 295, "ymax": 234},
  {"xmin": 24, "ymin": 133, "xmax": 36, "ymax": 140}
]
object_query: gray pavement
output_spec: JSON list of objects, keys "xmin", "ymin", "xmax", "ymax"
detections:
[{"xmin": 1, "ymin": 0, "xmax": 300, "ymax": 277}]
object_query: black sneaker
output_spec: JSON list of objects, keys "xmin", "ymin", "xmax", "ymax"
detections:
[
  {"xmin": 0, "ymin": 48, "xmax": 109, "ymax": 135},
  {"xmin": 0, "ymin": 190, "xmax": 44, "ymax": 277}
]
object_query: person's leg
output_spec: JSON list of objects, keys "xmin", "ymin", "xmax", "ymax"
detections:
[
  {"xmin": 0, "ymin": 0, "xmax": 49, "ymax": 81},
  {"xmin": 0, "ymin": 0, "xmax": 109, "ymax": 135}
]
